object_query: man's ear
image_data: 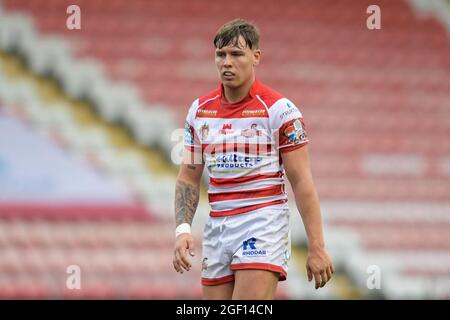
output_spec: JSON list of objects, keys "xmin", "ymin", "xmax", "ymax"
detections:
[{"xmin": 253, "ymin": 49, "xmax": 261, "ymax": 66}]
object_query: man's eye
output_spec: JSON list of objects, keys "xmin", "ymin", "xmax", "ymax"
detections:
[{"xmin": 216, "ymin": 52, "xmax": 225, "ymax": 57}]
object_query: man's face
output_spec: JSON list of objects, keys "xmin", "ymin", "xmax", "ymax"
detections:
[{"xmin": 215, "ymin": 35, "xmax": 260, "ymax": 88}]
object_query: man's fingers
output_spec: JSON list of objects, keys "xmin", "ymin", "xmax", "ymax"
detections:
[
  {"xmin": 173, "ymin": 259, "xmax": 181, "ymax": 273},
  {"xmin": 326, "ymin": 267, "xmax": 332, "ymax": 280},
  {"xmin": 187, "ymin": 238, "xmax": 195, "ymax": 257},
  {"xmin": 314, "ymin": 272, "xmax": 322, "ymax": 289},
  {"xmin": 173, "ymin": 253, "xmax": 182, "ymax": 273},
  {"xmin": 175, "ymin": 249, "xmax": 188, "ymax": 272},
  {"xmin": 320, "ymin": 271, "xmax": 328, "ymax": 287},
  {"xmin": 178, "ymin": 247, "xmax": 192, "ymax": 271},
  {"xmin": 307, "ymin": 267, "xmax": 313, "ymax": 282}
]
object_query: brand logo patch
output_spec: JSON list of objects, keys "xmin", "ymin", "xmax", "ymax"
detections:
[
  {"xmin": 242, "ymin": 237, "xmax": 267, "ymax": 256},
  {"xmin": 241, "ymin": 109, "xmax": 266, "ymax": 117},
  {"xmin": 241, "ymin": 123, "xmax": 262, "ymax": 138},
  {"xmin": 219, "ymin": 123, "xmax": 234, "ymax": 135}
]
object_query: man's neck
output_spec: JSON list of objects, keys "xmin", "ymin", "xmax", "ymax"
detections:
[{"xmin": 223, "ymin": 76, "xmax": 255, "ymax": 104}]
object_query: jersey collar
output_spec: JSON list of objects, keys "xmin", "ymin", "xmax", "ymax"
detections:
[{"xmin": 220, "ymin": 79, "xmax": 261, "ymax": 105}]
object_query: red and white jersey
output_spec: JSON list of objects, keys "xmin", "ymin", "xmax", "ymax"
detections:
[{"xmin": 184, "ymin": 80, "xmax": 308, "ymax": 217}]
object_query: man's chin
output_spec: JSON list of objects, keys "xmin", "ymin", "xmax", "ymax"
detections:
[{"xmin": 222, "ymin": 79, "xmax": 240, "ymax": 88}]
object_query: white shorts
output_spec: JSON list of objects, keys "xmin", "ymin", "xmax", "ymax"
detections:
[{"xmin": 201, "ymin": 205, "xmax": 291, "ymax": 286}]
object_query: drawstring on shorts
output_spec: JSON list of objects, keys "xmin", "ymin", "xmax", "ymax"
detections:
[{"xmin": 219, "ymin": 216, "xmax": 228, "ymax": 232}]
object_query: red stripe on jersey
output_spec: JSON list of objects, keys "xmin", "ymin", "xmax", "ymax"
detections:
[
  {"xmin": 208, "ymin": 185, "xmax": 284, "ymax": 203},
  {"xmin": 202, "ymin": 143, "xmax": 273, "ymax": 155},
  {"xmin": 210, "ymin": 199, "xmax": 287, "ymax": 217},
  {"xmin": 184, "ymin": 145, "xmax": 202, "ymax": 152},
  {"xmin": 209, "ymin": 172, "xmax": 283, "ymax": 187}
]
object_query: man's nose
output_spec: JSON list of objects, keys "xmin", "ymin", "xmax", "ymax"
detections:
[{"xmin": 223, "ymin": 54, "xmax": 232, "ymax": 67}]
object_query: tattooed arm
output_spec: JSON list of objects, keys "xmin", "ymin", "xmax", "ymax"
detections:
[
  {"xmin": 175, "ymin": 174, "xmax": 200, "ymax": 227},
  {"xmin": 173, "ymin": 157, "xmax": 204, "ymax": 274}
]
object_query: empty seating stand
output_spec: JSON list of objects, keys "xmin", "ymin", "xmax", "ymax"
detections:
[{"xmin": 2, "ymin": 0, "xmax": 450, "ymax": 298}]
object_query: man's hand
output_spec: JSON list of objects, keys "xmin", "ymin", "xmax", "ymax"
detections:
[
  {"xmin": 306, "ymin": 246, "xmax": 335, "ymax": 289},
  {"xmin": 173, "ymin": 233, "xmax": 196, "ymax": 274}
]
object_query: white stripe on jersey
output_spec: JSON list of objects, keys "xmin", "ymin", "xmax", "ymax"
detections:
[
  {"xmin": 208, "ymin": 178, "xmax": 284, "ymax": 193},
  {"xmin": 209, "ymin": 194, "xmax": 288, "ymax": 212}
]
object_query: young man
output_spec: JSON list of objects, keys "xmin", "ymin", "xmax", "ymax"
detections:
[{"xmin": 173, "ymin": 19, "xmax": 334, "ymax": 300}]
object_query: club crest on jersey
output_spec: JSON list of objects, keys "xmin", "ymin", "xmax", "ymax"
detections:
[
  {"xmin": 284, "ymin": 119, "xmax": 307, "ymax": 144},
  {"xmin": 199, "ymin": 123, "xmax": 209, "ymax": 140},
  {"xmin": 219, "ymin": 123, "xmax": 234, "ymax": 135},
  {"xmin": 241, "ymin": 123, "xmax": 262, "ymax": 138}
]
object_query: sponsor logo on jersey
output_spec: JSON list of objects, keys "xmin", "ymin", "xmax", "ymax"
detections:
[
  {"xmin": 284, "ymin": 119, "xmax": 307, "ymax": 144},
  {"xmin": 219, "ymin": 123, "xmax": 234, "ymax": 135},
  {"xmin": 202, "ymin": 257, "xmax": 208, "ymax": 271},
  {"xmin": 241, "ymin": 123, "xmax": 262, "ymax": 138},
  {"xmin": 184, "ymin": 121, "xmax": 194, "ymax": 145},
  {"xmin": 209, "ymin": 153, "xmax": 262, "ymax": 169},
  {"xmin": 241, "ymin": 109, "xmax": 266, "ymax": 117},
  {"xmin": 197, "ymin": 109, "xmax": 218, "ymax": 116},
  {"xmin": 280, "ymin": 102, "xmax": 300, "ymax": 120},
  {"xmin": 242, "ymin": 237, "xmax": 267, "ymax": 256}
]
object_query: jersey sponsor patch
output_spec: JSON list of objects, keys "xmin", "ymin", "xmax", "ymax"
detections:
[
  {"xmin": 184, "ymin": 121, "xmax": 194, "ymax": 145},
  {"xmin": 279, "ymin": 102, "xmax": 301, "ymax": 119},
  {"xmin": 219, "ymin": 123, "xmax": 234, "ymax": 135},
  {"xmin": 283, "ymin": 119, "xmax": 307, "ymax": 144},
  {"xmin": 208, "ymin": 153, "xmax": 263, "ymax": 171},
  {"xmin": 197, "ymin": 109, "xmax": 218, "ymax": 117},
  {"xmin": 241, "ymin": 109, "xmax": 266, "ymax": 117},
  {"xmin": 241, "ymin": 123, "xmax": 263, "ymax": 138}
]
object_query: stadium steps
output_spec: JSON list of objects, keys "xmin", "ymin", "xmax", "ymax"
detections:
[
  {"xmin": 0, "ymin": 218, "xmax": 204, "ymax": 299},
  {"xmin": 0, "ymin": 52, "xmax": 175, "ymax": 179},
  {"xmin": 0, "ymin": 218, "xmax": 293, "ymax": 299},
  {"xmin": 0, "ymin": 51, "xmax": 214, "ymax": 220}
]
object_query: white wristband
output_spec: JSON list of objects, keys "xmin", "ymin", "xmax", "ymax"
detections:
[{"xmin": 176, "ymin": 223, "xmax": 191, "ymax": 237}]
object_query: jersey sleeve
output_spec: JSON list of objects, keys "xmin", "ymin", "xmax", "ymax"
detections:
[
  {"xmin": 269, "ymin": 98, "xmax": 309, "ymax": 153},
  {"xmin": 184, "ymin": 99, "xmax": 203, "ymax": 163}
]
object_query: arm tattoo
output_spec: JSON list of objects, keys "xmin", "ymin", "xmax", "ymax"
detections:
[{"xmin": 175, "ymin": 180, "xmax": 199, "ymax": 227}]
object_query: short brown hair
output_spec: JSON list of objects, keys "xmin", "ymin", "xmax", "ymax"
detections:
[{"xmin": 213, "ymin": 19, "xmax": 260, "ymax": 50}]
